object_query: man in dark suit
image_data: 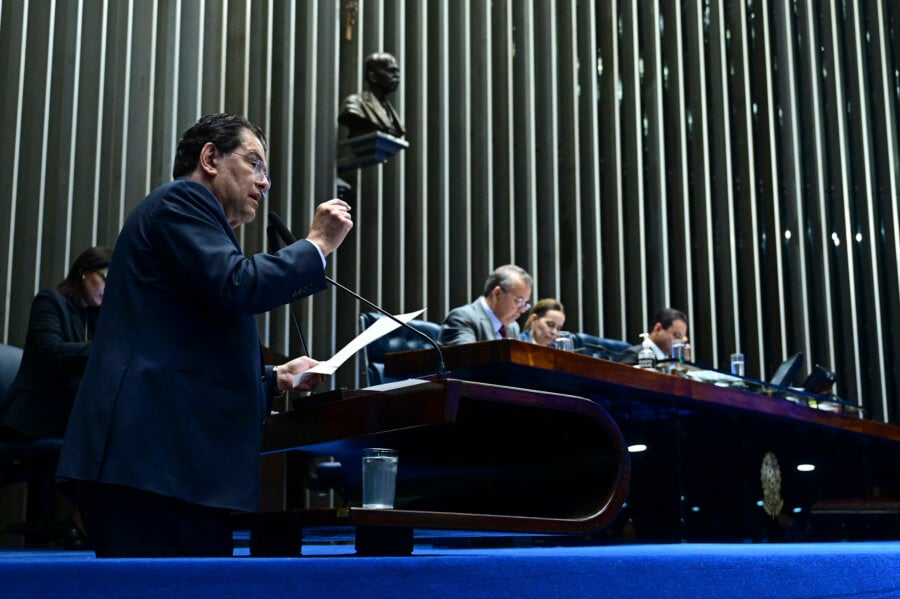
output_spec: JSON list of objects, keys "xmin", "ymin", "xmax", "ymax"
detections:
[
  {"xmin": 439, "ymin": 265, "xmax": 533, "ymax": 345},
  {"xmin": 338, "ymin": 52, "xmax": 406, "ymax": 139},
  {"xmin": 56, "ymin": 113, "xmax": 353, "ymax": 557}
]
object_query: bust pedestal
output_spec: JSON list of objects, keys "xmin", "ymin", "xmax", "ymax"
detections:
[{"xmin": 337, "ymin": 131, "xmax": 408, "ymax": 173}]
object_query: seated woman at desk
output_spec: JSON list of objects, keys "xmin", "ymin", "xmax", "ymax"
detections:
[
  {"xmin": 519, "ymin": 299, "xmax": 566, "ymax": 347},
  {"xmin": 0, "ymin": 246, "xmax": 112, "ymax": 441}
]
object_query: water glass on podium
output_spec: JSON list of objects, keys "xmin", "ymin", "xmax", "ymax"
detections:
[{"xmin": 362, "ymin": 448, "xmax": 399, "ymax": 509}]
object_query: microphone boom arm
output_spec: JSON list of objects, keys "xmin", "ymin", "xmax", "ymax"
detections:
[
  {"xmin": 267, "ymin": 223, "xmax": 310, "ymax": 356},
  {"xmin": 268, "ymin": 210, "xmax": 445, "ymax": 378},
  {"xmin": 325, "ymin": 276, "xmax": 446, "ymax": 379}
]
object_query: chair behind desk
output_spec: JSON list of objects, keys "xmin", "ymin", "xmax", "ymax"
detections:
[
  {"xmin": 358, "ymin": 312, "xmax": 443, "ymax": 386},
  {"xmin": 0, "ymin": 343, "xmax": 26, "ymax": 450},
  {"xmin": 0, "ymin": 344, "xmax": 68, "ymax": 546},
  {"xmin": 573, "ymin": 333, "xmax": 631, "ymax": 360}
]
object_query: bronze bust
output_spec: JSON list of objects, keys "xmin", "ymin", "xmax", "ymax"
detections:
[{"xmin": 339, "ymin": 52, "xmax": 406, "ymax": 139}]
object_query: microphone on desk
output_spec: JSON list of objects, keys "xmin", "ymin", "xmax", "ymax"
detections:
[
  {"xmin": 581, "ymin": 342, "xmax": 627, "ymax": 361},
  {"xmin": 268, "ymin": 211, "xmax": 446, "ymax": 379},
  {"xmin": 266, "ymin": 213, "xmax": 310, "ymax": 356}
]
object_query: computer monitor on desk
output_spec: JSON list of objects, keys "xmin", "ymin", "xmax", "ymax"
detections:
[
  {"xmin": 737, "ymin": 352, "xmax": 849, "ymax": 414},
  {"xmin": 682, "ymin": 352, "xmax": 803, "ymax": 392},
  {"xmin": 802, "ymin": 364, "xmax": 838, "ymax": 395},
  {"xmin": 768, "ymin": 352, "xmax": 804, "ymax": 389}
]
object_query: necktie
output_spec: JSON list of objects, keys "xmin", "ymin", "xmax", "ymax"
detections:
[{"xmin": 498, "ymin": 325, "xmax": 508, "ymax": 339}]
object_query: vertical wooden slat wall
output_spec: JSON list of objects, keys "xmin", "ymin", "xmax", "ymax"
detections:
[{"xmin": 1, "ymin": 0, "xmax": 899, "ymax": 419}]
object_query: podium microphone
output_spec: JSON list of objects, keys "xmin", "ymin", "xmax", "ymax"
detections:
[
  {"xmin": 268, "ymin": 211, "xmax": 446, "ymax": 379},
  {"xmin": 266, "ymin": 219, "xmax": 310, "ymax": 356}
]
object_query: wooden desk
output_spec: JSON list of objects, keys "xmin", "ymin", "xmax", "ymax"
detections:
[
  {"xmin": 386, "ymin": 340, "xmax": 892, "ymax": 438},
  {"xmin": 247, "ymin": 377, "xmax": 630, "ymax": 555},
  {"xmin": 386, "ymin": 341, "xmax": 900, "ymax": 542}
]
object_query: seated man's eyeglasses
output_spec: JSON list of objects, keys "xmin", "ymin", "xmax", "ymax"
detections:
[{"xmin": 505, "ymin": 291, "xmax": 530, "ymax": 310}]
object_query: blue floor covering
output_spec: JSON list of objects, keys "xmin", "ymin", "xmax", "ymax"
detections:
[{"xmin": 4, "ymin": 531, "xmax": 900, "ymax": 598}]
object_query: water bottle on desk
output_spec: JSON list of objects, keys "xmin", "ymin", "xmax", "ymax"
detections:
[{"xmin": 637, "ymin": 334, "xmax": 655, "ymax": 369}]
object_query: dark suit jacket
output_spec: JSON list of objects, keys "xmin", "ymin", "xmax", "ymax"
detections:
[
  {"xmin": 57, "ymin": 179, "xmax": 327, "ymax": 513},
  {"xmin": 439, "ymin": 299, "xmax": 520, "ymax": 346},
  {"xmin": 0, "ymin": 289, "xmax": 96, "ymax": 440}
]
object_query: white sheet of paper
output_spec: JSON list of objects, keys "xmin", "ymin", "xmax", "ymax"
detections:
[
  {"xmin": 363, "ymin": 378, "xmax": 430, "ymax": 392},
  {"xmin": 684, "ymin": 368, "xmax": 744, "ymax": 386},
  {"xmin": 292, "ymin": 308, "xmax": 426, "ymax": 387}
]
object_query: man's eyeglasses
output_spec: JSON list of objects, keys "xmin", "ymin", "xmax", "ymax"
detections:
[
  {"xmin": 231, "ymin": 152, "xmax": 272, "ymax": 194},
  {"xmin": 505, "ymin": 291, "xmax": 530, "ymax": 311}
]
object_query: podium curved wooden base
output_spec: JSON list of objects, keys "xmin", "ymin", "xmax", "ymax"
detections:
[{"xmin": 242, "ymin": 378, "xmax": 630, "ymax": 555}]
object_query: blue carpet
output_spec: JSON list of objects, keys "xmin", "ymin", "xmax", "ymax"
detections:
[{"xmin": 4, "ymin": 541, "xmax": 900, "ymax": 598}]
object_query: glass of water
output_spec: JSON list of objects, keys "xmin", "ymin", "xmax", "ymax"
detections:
[
  {"xmin": 730, "ymin": 352, "xmax": 746, "ymax": 377},
  {"xmin": 362, "ymin": 448, "xmax": 399, "ymax": 509},
  {"xmin": 554, "ymin": 331, "xmax": 574, "ymax": 351},
  {"xmin": 671, "ymin": 340, "xmax": 686, "ymax": 363}
]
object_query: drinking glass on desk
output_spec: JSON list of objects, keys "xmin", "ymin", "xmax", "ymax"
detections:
[
  {"xmin": 668, "ymin": 340, "xmax": 688, "ymax": 374},
  {"xmin": 554, "ymin": 331, "xmax": 573, "ymax": 351},
  {"xmin": 731, "ymin": 352, "xmax": 745, "ymax": 377}
]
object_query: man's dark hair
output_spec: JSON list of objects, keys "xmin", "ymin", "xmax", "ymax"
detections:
[
  {"xmin": 57, "ymin": 246, "xmax": 114, "ymax": 304},
  {"xmin": 482, "ymin": 264, "xmax": 533, "ymax": 297},
  {"xmin": 652, "ymin": 307, "xmax": 688, "ymax": 330},
  {"xmin": 172, "ymin": 113, "xmax": 267, "ymax": 179}
]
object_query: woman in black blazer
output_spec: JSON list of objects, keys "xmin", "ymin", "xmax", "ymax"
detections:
[{"xmin": 0, "ymin": 246, "xmax": 112, "ymax": 440}]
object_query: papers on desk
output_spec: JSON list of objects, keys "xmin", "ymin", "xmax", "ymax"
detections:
[
  {"xmin": 292, "ymin": 308, "xmax": 426, "ymax": 388},
  {"xmin": 684, "ymin": 368, "xmax": 746, "ymax": 387}
]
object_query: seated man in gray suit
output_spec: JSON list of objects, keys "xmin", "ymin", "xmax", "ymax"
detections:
[{"xmin": 439, "ymin": 264, "xmax": 533, "ymax": 345}]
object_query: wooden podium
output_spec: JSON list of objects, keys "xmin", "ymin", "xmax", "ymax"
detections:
[{"xmin": 243, "ymin": 377, "xmax": 630, "ymax": 555}]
